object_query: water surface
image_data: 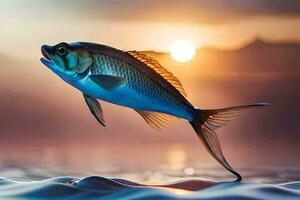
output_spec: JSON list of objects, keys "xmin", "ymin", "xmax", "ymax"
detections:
[{"xmin": 0, "ymin": 176, "xmax": 300, "ymax": 200}]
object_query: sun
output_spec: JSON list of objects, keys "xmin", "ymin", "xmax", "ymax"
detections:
[{"xmin": 170, "ymin": 40, "xmax": 195, "ymax": 63}]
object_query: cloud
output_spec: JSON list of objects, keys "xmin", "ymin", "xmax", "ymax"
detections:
[
  {"xmin": 2, "ymin": 0, "xmax": 300, "ymax": 25},
  {"xmin": 54, "ymin": 0, "xmax": 300, "ymax": 24}
]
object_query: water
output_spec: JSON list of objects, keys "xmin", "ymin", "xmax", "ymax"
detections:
[
  {"xmin": 1, "ymin": 143, "xmax": 299, "ymax": 183},
  {"xmin": 0, "ymin": 144, "xmax": 299, "ymax": 199},
  {"xmin": 0, "ymin": 176, "xmax": 299, "ymax": 200},
  {"xmin": 0, "ymin": 163, "xmax": 300, "ymax": 199}
]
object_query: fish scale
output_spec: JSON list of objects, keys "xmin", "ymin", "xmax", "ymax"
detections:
[
  {"xmin": 91, "ymin": 53, "xmax": 195, "ymax": 120},
  {"xmin": 89, "ymin": 44, "xmax": 191, "ymax": 99}
]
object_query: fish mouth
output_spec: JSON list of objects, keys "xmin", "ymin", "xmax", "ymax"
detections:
[{"xmin": 40, "ymin": 45, "xmax": 55, "ymax": 68}]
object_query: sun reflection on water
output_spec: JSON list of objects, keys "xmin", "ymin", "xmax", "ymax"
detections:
[
  {"xmin": 166, "ymin": 147, "xmax": 187, "ymax": 170},
  {"xmin": 159, "ymin": 187, "xmax": 191, "ymax": 196}
]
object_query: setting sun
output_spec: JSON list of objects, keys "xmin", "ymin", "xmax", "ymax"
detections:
[{"xmin": 170, "ymin": 40, "xmax": 195, "ymax": 63}]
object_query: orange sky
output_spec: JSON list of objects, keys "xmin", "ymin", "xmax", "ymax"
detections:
[{"xmin": 0, "ymin": 1, "xmax": 299, "ymax": 61}]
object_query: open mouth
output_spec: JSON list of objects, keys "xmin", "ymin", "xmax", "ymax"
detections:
[
  {"xmin": 41, "ymin": 47, "xmax": 51, "ymax": 60},
  {"xmin": 40, "ymin": 45, "xmax": 55, "ymax": 68}
]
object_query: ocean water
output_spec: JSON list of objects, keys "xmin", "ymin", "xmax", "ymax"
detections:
[
  {"xmin": 0, "ymin": 176, "xmax": 300, "ymax": 200},
  {"xmin": 0, "ymin": 163, "xmax": 300, "ymax": 200},
  {"xmin": 0, "ymin": 144, "xmax": 299, "ymax": 199}
]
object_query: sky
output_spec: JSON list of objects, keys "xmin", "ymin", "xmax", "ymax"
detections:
[
  {"xmin": 0, "ymin": 0, "xmax": 299, "ymax": 61},
  {"xmin": 0, "ymin": 0, "xmax": 299, "ymax": 178}
]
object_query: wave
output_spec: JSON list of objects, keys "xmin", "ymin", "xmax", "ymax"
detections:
[{"xmin": 0, "ymin": 176, "xmax": 300, "ymax": 200}]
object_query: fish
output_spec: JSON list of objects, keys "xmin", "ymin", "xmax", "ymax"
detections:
[{"xmin": 40, "ymin": 42, "xmax": 268, "ymax": 181}]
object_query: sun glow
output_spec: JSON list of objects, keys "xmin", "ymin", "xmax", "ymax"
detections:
[{"xmin": 170, "ymin": 40, "xmax": 195, "ymax": 63}]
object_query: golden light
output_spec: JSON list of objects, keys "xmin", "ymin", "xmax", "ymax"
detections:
[
  {"xmin": 166, "ymin": 149, "xmax": 186, "ymax": 170},
  {"xmin": 170, "ymin": 40, "xmax": 195, "ymax": 63},
  {"xmin": 161, "ymin": 187, "xmax": 191, "ymax": 196}
]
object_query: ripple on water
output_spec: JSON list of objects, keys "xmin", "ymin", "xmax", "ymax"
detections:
[{"xmin": 0, "ymin": 176, "xmax": 300, "ymax": 200}]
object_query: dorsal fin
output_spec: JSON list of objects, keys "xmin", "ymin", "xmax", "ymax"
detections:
[
  {"xmin": 127, "ymin": 51, "xmax": 187, "ymax": 97},
  {"xmin": 134, "ymin": 109, "xmax": 180, "ymax": 130}
]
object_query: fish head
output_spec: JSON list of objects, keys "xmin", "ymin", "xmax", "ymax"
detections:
[{"xmin": 41, "ymin": 42, "xmax": 92, "ymax": 77}]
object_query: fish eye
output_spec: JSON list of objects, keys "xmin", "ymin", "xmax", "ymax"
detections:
[{"xmin": 56, "ymin": 46, "xmax": 68, "ymax": 56}]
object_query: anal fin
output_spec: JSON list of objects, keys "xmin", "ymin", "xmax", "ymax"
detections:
[{"xmin": 134, "ymin": 109, "xmax": 180, "ymax": 130}]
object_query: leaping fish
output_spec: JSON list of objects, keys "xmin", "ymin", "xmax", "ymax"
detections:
[{"xmin": 40, "ymin": 42, "xmax": 268, "ymax": 181}]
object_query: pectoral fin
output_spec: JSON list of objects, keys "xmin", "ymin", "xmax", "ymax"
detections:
[
  {"xmin": 90, "ymin": 75, "xmax": 126, "ymax": 90},
  {"xmin": 83, "ymin": 94, "xmax": 105, "ymax": 127}
]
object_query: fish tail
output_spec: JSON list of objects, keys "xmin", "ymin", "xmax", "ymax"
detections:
[{"xmin": 189, "ymin": 103, "xmax": 269, "ymax": 181}]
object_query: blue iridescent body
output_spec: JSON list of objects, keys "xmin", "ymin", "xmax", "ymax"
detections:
[
  {"xmin": 42, "ymin": 42, "xmax": 196, "ymax": 121},
  {"xmin": 41, "ymin": 41, "xmax": 267, "ymax": 181}
]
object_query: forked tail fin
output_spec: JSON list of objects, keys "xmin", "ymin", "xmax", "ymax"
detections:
[{"xmin": 190, "ymin": 103, "xmax": 268, "ymax": 181}]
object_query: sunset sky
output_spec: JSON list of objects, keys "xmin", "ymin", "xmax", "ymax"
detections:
[
  {"xmin": 0, "ymin": 0, "xmax": 299, "ymax": 60},
  {"xmin": 0, "ymin": 0, "xmax": 299, "ymax": 178}
]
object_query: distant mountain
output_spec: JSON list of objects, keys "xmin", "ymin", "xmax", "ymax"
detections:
[{"xmin": 239, "ymin": 39, "xmax": 300, "ymax": 50}]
